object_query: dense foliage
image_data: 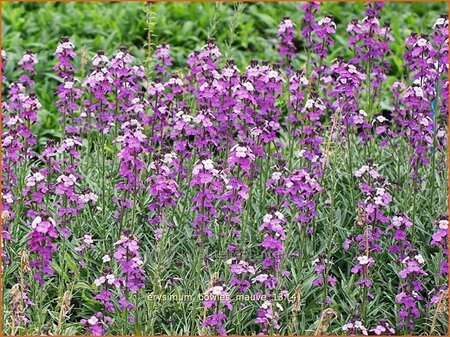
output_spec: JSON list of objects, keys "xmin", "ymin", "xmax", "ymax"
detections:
[{"xmin": 1, "ymin": 2, "xmax": 448, "ymax": 336}]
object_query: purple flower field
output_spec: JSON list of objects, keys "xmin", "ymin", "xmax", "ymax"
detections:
[{"xmin": 1, "ymin": 2, "xmax": 448, "ymax": 336}]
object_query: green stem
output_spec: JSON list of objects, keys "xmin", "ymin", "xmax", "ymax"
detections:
[
  {"xmin": 346, "ymin": 129, "xmax": 355, "ymax": 209},
  {"xmin": 101, "ymin": 132, "xmax": 106, "ymax": 225}
]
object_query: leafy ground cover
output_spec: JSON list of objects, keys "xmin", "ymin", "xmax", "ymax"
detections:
[{"xmin": 1, "ymin": 1, "xmax": 448, "ymax": 336}]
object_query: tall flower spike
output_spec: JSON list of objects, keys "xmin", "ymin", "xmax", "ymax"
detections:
[
  {"xmin": 277, "ymin": 17, "xmax": 297, "ymax": 74},
  {"xmin": 312, "ymin": 253, "xmax": 336, "ymax": 306},
  {"xmin": 147, "ymin": 152, "xmax": 181, "ymax": 239},
  {"xmin": 154, "ymin": 43, "xmax": 172, "ymax": 76},
  {"xmin": 18, "ymin": 50, "xmax": 38, "ymax": 88},
  {"xmin": 190, "ymin": 158, "xmax": 223, "ymax": 242},
  {"xmin": 53, "ymin": 36, "xmax": 76, "ymax": 80},
  {"xmin": 27, "ymin": 215, "xmax": 59, "ymax": 284},
  {"xmin": 201, "ymin": 278, "xmax": 233, "ymax": 336},
  {"xmin": 252, "ymin": 211, "xmax": 288, "ymax": 334}
]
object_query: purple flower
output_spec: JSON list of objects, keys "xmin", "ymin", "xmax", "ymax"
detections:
[
  {"xmin": 312, "ymin": 254, "xmax": 336, "ymax": 305},
  {"xmin": 155, "ymin": 43, "xmax": 172, "ymax": 76},
  {"xmin": 27, "ymin": 215, "xmax": 59, "ymax": 284},
  {"xmin": 277, "ymin": 17, "xmax": 297, "ymax": 74},
  {"xmin": 201, "ymin": 282, "xmax": 233, "ymax": 335},
  {"xmin": 113, "ymin": 229, "xmax": 145, "ymax": 293},
  {"xmin": 81, "ymin": 312, "xmax": 113, "ymax": 336}
]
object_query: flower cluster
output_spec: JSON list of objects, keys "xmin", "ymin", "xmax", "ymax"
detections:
[
  {"xmin": 283, "ymin": 168, "xmax": 322, "ymax": 230},
  {"xmin": 386, "ymin": 214, "xmax": 428, "ymax": 332},
  {"xmin": 370, "ymin": 320, "xmax": 395, "ymax": 335},
  {"xmin": 27, "ymin": 215, "xmax": 59, "ymax": 284},
  {"xmin": 1, "ymin": 4, "xmax": 448, "ymax": 336},
  {"xmin": 312, "ymin": 253, "xmax": 336, "ymax": 306},
  {"xmin": 201, "ymin": 281, "xmax": 233, "ymax": 336},
  {"xmin": 252, "ymin": 212, "xmax": 288, "ymax": 334},
  {"xmin": 81, "ymin": 312, "xmax": 113, "ymax": 336},
  {"xmin": 347, "ymin": 3, "xmax": 393, "ymax": 101},
  {"xmin": 115, "ymin": 120, "xmax": 148, "ymax": 221},
  {"xmin": 329, "ymin": 61, "xmax": 368, "ymax": 141},
  {"xmin": 75, "ymin": 233, "xmax": 95, "ymax": 267},
  {"xmin": 430, "ymin": 217, "xmax": 448, "ymax": 276},
  {"xmin": 227, "ymin": 259, "xmax": 256, "ymax": 294},
  {"xmin": 277, "ymin": 17, "xmax": 297, "ymax": 73},
  {"xmin": 113, "ymin": 229, "xmax": 145, "ymax": 295},
  {"xmin": 147, "ymin": 152, "xmax": 181, "ymax": 237},
  {"xmin": 220, "ymin": 174, "xmax": 249, "ymax": 246},
  {"xmin": 190, "ymin": 159, "xmax": 223, "ymax": 242},
  {"xmin": 86, "ymin": 229, "xmax": 144, "ymax": 334},
  {"xmin": 342, "ymin": 319, "xmax": 369, "ymax": 336},
  {"xmin": 347, "ymin": 164, "xmax": 391, "ymax": 284},
  {"xmin": 395, "ymin": 252, "xmax": 427, "ymax": 332},
  {"xmin": 54, "ymin": 37, "xmax": 83, "ymax": 135},
  {"xmin": 429, "ymin": 217, "xmax": 448, "ymax": 309},
  {"xmin": 154, "ymin": 43, "xmax": 172, "ymax": 76}
]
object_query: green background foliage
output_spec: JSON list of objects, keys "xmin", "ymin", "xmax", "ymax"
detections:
[{"xmin": 2, "ymin": 1, "xmax": 448, "ymax": 141}]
